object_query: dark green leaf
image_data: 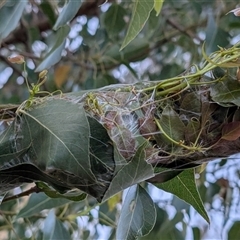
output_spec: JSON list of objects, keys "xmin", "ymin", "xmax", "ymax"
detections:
[
  {"xmin": 228, "ymin": 221, "xmax": 240, "ymax": 240},
  {"xmin": 35, "ymin": 25, "xmax": 70, "ymax": 72},
  {"xmin": 116, "ymin": 185, "xmax": 156, "ymax": 240},
  {"xmin": 103, "ymin": 4, "xmax": 127, "ymax": 37},
  {"xmin": 53, "ymin": 0, "xmax": 82, "ymax": 30},
  {"xmin": 0, "ymin": 0, "xmax": 27, "ymax": 41},
  {"xmin": 121, "ymin": 0, "xmax": 154, "ymax": 50},
  {"xmin": 154, "ymin": 169, "xmax": 210, "ymax": 223},
  {"xmin": 103, "ymin": 141, "xmax": 154, "ymax": 201},
  {"xmin": 40, "ymin": 1, "xmax": 56, "ymax": 26},
  {"xmin": 192, "ymin": 227, "xmax": 201, "ymax": 240},
  {"xmin": 17, "ymin": 192, "xmax": 70, "ymax": 219}
]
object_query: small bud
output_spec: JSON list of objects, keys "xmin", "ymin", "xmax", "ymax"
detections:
[
  {"xmin": 8, "ymin": 55, "xmax": 25, "ymax": 64},
  {"xmin": 39, "ymin": 70, "xmax": 48, "ymax": 79},
  {"xmin": 236, "ymin": 67, "xmax": 240, "ymax": 82}
]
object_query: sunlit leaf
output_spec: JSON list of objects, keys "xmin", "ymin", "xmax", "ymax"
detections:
[
  {"xmin": 154, "ymin": 0, "xmax": 164, "ymax": 16},
  {"xmin": 53, "ymin": 0, "xmax": 82, "ymax": 30},
  {"xmin": 116, "ymin": 185, "xmax": 156, "ymax": 240},
  {"xmin": 121, "ymin": 0, "xmax": 154, "ymax": 50},
  {"xmin": 154, "ymin": 169, "xmax": 210, "ymax": 223}
]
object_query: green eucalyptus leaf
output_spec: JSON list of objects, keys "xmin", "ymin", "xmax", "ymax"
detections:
[
  {"xmin": 17, "ymin": 192, "xmax": 70, "ymax": 219},
  {"xmin": 154, "ymin": 169, "xmax": 210, "ymax": 223},
  {"xmin": 103, "ymin": 4, "xmax": 127, "ymax": 37},
  {"xmin": 53, "ymin": 0, "xmax": 82, "ymax": 30},
  {"xmin": 40, "ymin": 1, "xmax": 56, "ymax": 26},
  {"xmin": 43, "ymin": 209, "xmax": 71, "ymax": 240},
  {"xmin": 116, "ymin": 185, "xmax": 156, "ymax": 240},
  {"xmin": 192, "ymin": 227, "xmax": 201, "ymax": 240},
  {"xmin": 0, "ymin": 0, "xmax": 27, "ymax": 41},
  {"xmin": 35, "ymin": 25, "xmax": 70, "ymax": 72},
  {"xmin": 121, "ymin": 0, "xmax": 154, "ymax": 50}
]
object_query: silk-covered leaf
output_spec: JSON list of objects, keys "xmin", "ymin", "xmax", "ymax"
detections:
[
  {"xmin": 121, "ymin": 0, "xmax": 154, "ymax": 50},
  {"xmin": 116, "ymin": 185, "xmax": 156, "ymax": 240},
  {"xmin": 0, "ymin": 97, "xmax": 115, "ymax": 200},
  {"xmin": 210, "ymin": 77, "xmax": 240, "ymax": 107}
]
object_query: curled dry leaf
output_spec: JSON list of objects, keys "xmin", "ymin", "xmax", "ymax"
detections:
[
  {"xmin": 221, "ymin": 121, "xmax": 240, "ymax": 141},
  {"xmin": 8, "ymin": 55, "xmax": 25, "ymax": 64}
]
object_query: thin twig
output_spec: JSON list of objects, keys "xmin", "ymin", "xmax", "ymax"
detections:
[{"xmin": 2, "ymin": 185, "xmax": 42, "ymax": 203}]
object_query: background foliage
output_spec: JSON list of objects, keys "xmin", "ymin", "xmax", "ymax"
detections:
[{"xmin": 1, "ymin": 0, "xmax": 240, "ymax": 239}]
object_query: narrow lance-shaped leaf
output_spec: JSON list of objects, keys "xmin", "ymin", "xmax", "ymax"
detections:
[
  {"xmin": 17, "ymin": 192, "xmax": 70, "ymax": 219},
  {"xmin": 53, "ymin": 0, "xmax": 82, "ymax": 30},
  {"xmin": 35, "ymin": 25, "xmax": 70, "ymax": 72},
  {"xmin": 0, "ymin": 0, "xmax": 28, "ymax": 42},
  {"xmin": 153, "ymin": 169, "xmax": 210, "ymax": 223},
  {"xmin": 43, "ymin": 209, "xmax": 71, "ymax": 240},
  {"xmin": 120, "ymin": 0, "xmax": 154, "ymax": 50},
  {"xmin": 116, "ymin": 185, "xmax": 156, "ymax": 240},
  {"xmin": 103, "ymin": 4, "xmax": 127, "ymax": 37}
]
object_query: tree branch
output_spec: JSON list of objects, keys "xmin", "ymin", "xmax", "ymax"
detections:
[{"xmin": 1, "ymin": 185, "xmax": 42, "ymax": 203}]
